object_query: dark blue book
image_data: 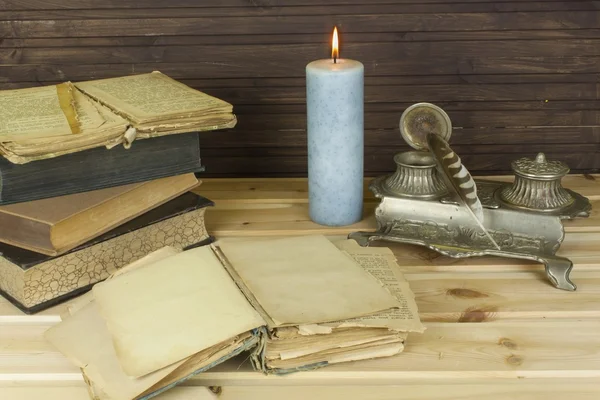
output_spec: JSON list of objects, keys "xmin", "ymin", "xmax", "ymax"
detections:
[{"xmin": 0, "ymin": 132, "xmax": 204, "ymax": 205}]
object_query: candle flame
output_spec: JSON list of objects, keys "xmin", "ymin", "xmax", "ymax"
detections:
[{"xmin": 332, "ymin": 26, "xmax": 339, "ymax": 63}]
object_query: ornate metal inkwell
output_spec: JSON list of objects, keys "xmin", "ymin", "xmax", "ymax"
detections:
[{"xmin": 349, "ymin": 103, "xmax": 592, "ymax": 291}]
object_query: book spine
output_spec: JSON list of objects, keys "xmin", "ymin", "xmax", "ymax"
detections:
[{"xmin": 0, "ymin": 132, "xmax": 203, "ymax": 205}]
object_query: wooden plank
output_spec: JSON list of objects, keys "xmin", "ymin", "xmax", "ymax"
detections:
[
  {"xmin": 3, "ymin": 41, "xmax": 600, "ymax": 64},
  {"xmin": 4, "ymin": 82, "xmax": 598, "ymax": 107},
  {"xmin": 3, "ymin": 382, "xmax": 600, "ymax": 400},
  {"xmin": 199, "ymin": 153, "xmax": 600, "ymax": 176},
  {"xmin": 8, "ymin": 75, "xmax": 600, "ymax": 88},
  {"xmin": 202, "ymin": 200, "xmax": 600, "ymax": 236},
  {"xmin": 182, "ymin": 382, "xmax": 600, "ymax": 400},
  {"xmin": 232, "ymin": 101, "xmax": 600, "ymax": 113},
  {"xmin": 195, "ymin": 175, "xmax": 600, "ymax": 203},
  {"xmin": 179, "ymin": 77, "xmax": 600, "ymax": 90},
  {"xmin": 408, "ymin": 270, "xmax": 600, "ymax": 322},
  {"xmin": 5, "ymin": 30, "xmax": 600, "ymax": 48},
  {"xmin": 0, "ymin": 386, "xmax": 216, "ymax": 400},
  {"xmin": 227, "ymin": 111, "xmax": 599, "ymax": 130},
  {"xmin": 3, "ymin": 2, "xmax": 600, "ymax": 20},
  {"xmin": 3, "ymin": 320, "xmax": 600, "ymax": 382},
  {"xmin": 202, "ymin": 85, "xmax": 600, "ymax": 106},
  {"xmin": 194, "ymin": 382, "xmax": 600, "ymax": 400},
  {"xmin": 1, "ymin": 57, "xmax": 598, "ymax": 82},
  {"xmin": 166, "ymin": 379, "xmax": 599, "ymax": 400},
  {"xmin": 9, "ymin": 74, "xmax": 600, "ymax": 89},
  {"xmin": 203, "ymin": 145, "xmax": 599, "ymax": 160},
  {"xmin": 2, "ymin": 0, "xmax": 592, "ymax": 10},
  {"xmin": 1, "ymin": 13, "xmax": 600, "ymax": 38},
  {"xmin": 198, "ymin": 128, "xmax": 600, "ymax": 148}
]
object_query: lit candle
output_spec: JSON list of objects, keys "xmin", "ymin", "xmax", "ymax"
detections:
[{"xmin": 306, "ymin": 27, "xmax": 364, "ymax": 226}]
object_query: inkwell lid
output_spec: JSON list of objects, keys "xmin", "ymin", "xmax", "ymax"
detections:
[{"xmin": 399, "ymin": 102, "xmax": 452, "ymax": 150}]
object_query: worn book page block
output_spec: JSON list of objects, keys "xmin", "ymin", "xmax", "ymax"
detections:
[
  {"xmin": 215, "ymin": 235, "xmax": 401, "ymax": 327},
  {"xmin": 0, "ymin": 83, "xmax": 130, "ymax": 163},
  {"xmin": 265, "ymin": 327, "xmax": 405, "ymax": 361},
  {"xmin": 92, "ymin": 246, "xmax": 266, "ymax": 378},
  {"xmin": 75, "ymin": 71, "xmax": 233, "ymax": 123},
  {"xmin": 0, "ymin": 72, "xmax": 234, "ymax": 163},
  {"xmin": 266, "ymin": 340, "xmax": 405, "ymax": 371},
  {"xmin": 46, "ymin": 246, "xmax": 256, "ymax": 400},
  {"xmin": 45, "ymin": 302, "xmax": 186, "ymax": 400},
  {"xmin": 46, "ymin": 299, "xmax": 253, "ymax": 400}
]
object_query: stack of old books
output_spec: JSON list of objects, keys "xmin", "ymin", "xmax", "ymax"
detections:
[
  {"xmin": 0, "ymin": 72, "xmax": 237, "ymax": 313},
  {"xmin": 45, "ymin": 235, "xmax": 424, "ymax": 400}
]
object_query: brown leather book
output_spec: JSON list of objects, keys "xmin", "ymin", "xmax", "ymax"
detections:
[{"xmin": 0, "ymin": 173, "xmax": 199, "ymax": 256}]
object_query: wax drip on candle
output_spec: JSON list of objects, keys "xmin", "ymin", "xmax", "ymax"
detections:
[{"xmin": 332, "ymin": 26, "xmax": 339, "ymax": 64}]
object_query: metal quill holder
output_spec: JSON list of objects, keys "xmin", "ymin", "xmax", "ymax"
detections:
[{"xmin": 349, "ymin": 102, "xmax": 592, "ymax": 291}]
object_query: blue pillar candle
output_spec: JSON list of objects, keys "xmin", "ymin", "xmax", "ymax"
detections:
[{"xmin": 305, "ymin": 29, "xmax": 364, "ymax": 226}]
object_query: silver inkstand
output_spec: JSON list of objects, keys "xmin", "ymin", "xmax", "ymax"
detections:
[{"xmin": 349, "ymin": 103, "xmax": 592, "ymax": 291}]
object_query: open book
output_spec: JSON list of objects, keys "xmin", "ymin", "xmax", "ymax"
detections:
[
  {"xmin": 45, "ymin": 236, "xmax": 424, "ymax": 400},
  {"xmin": 0, "ymin": 72, "xmax": 236, "ymax": 164}
]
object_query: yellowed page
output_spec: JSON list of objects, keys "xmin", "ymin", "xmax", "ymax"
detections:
[
  {"xmin": 44, "ymin": 302, "xmax": 186, "ymax": 400},
  {"xmin": 322, "ymin": 240, "xmax": 425, "ymax": 333},
  {"xmin": 7, "ymin": 89, "xmax": 125, "ymax": 147},
  {"xmin": 61, "ymin": 246, "xmax": 182, "ymax": 320},
  {"xmin": 75, "ymin": 71, "xmax": 233, "ymax": 123},
  {"xmin": 0, "ymin": 84, "xmax": 129, "ymax": 164},
  {"xmin": 215, "ymin": 235, "xmax": 401, "ymax": 327},
  {"xmin": 0, "ymin": 85, "xmax": 74, "ymax": 140},
  {"xmin": 92, "ymin": 246, "xmax": 266, "ymax": 378}
]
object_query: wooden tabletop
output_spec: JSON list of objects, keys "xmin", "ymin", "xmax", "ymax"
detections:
[{"xmin": 2, "ymin": 175, "xmax": 600, "ymax": 400}]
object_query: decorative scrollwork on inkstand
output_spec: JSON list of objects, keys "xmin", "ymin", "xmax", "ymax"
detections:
[{"xmin": 349, "ymin": 103, "xmax": 592, "ymax": 291}]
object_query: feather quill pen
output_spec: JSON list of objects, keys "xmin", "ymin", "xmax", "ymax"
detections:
[{"xmin": 426, "ymin": 133, "xmax": 501, "ymax": 250}]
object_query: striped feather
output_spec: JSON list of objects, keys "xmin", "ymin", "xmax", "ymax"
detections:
[{"xmin": 426, "ymin": 133, "xmax": 500, "ymax": 250}]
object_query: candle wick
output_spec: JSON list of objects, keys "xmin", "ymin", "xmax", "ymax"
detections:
[{"xmin": 334, "ymin": 56, "xmax": 337, "ymax": 64}]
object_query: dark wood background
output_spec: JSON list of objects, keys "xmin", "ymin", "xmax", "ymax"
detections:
[{"xmin": 1, "ymin": 0, "xmax": 599, "ymax": 177}]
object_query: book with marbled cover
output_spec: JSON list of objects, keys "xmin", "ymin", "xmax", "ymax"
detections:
[{"xmin": 0, "ymin": 192, "xmax": 213, "ymax": 313}]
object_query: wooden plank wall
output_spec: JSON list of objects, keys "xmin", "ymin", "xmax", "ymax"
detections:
[{"xmin": 1, "ymin": 0, "xmax": 599, "ymax": 177}]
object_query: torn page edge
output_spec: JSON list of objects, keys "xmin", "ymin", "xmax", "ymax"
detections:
[
  {"xmin": 75, "ymin": 84, "xmax": 135, "ymax": 125},
  {"xmin": 138, "ymin": 331, "xmax": 263, "ymax": 400},
  {"xmin": 123, "ymin": 126, "xmax": 137, "ymax": 149}
]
